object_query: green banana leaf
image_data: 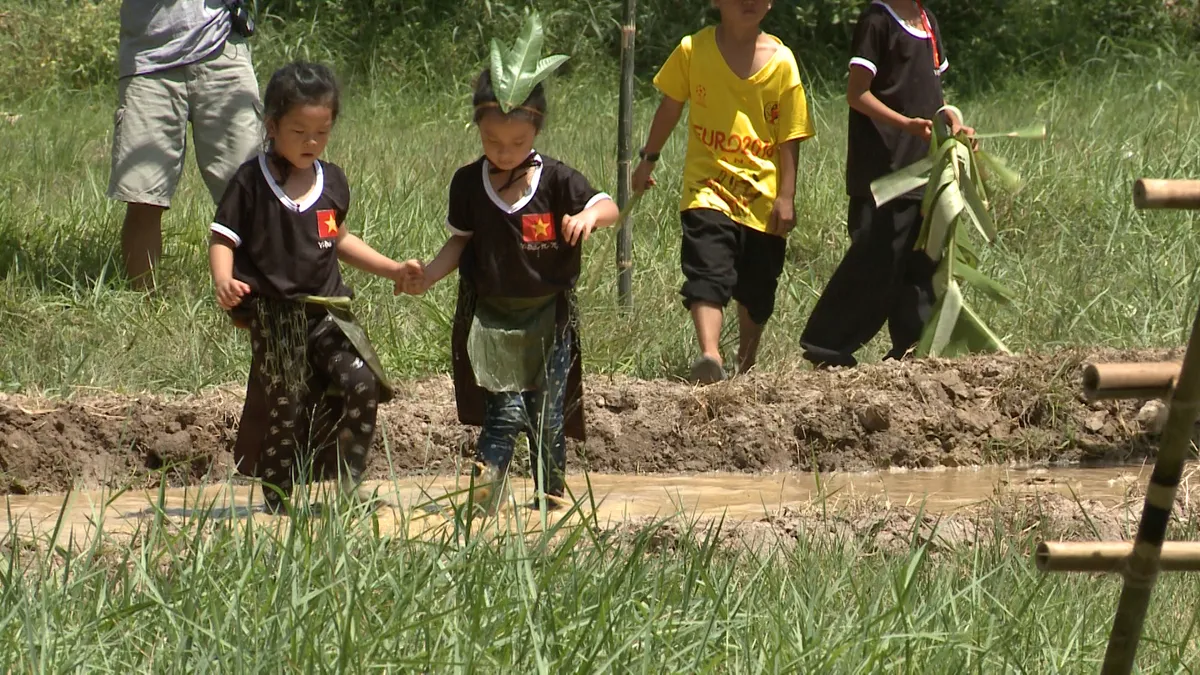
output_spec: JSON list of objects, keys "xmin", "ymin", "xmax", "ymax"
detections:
[
  {"xmin": 921, "ymin": 277, "xmax": 965, "ymax": 357},
  {"xmin": 959, "ymin": 155, "xmax": 996, "ymax": 243},
  {"xmin": 975, "ymin": 150, "xmax": 1023, "ymax": 192},
  {"xmin": 921, "ymin": 137, "xmax": 957, "ymax": 216},
  {"xmin": 918, "ymin": 286, "xmax": 1011, "ymax": 358},
  {"xmin": 954, "ymin": 230, "xmax": 981, "ymax": 267},
  {"xmin": 924, "ymin": 175, "xmax": 965, "ymax": 260},
  {"xmin": 871, "ymin": 156, "xmax": 933, "ymax": 207},
  {"xmin": 951, "ymin": 259, "xmax": 1015, "ymax": 304},
  {"xmin": 913, "ymin": 140, "xmax": 957, "ymax": 252},
  {"xmin": 887, "ymin": 107, "xmax": 1043, "ymax": 359},
  {"xmin": 489, "ymin": 11, "xmax": 569, "ymax": 114}
]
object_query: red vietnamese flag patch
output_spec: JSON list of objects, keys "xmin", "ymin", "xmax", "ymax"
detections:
[
  {"xmin": 317, "ymin": 209, "xmax": 339, "ymax": 239},
  {"xmin": 521, "ymin": 213, "xmax": 554, "ymax": 243}
]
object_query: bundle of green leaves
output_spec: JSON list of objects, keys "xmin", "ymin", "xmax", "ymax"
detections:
[{"xmin": 870, "ymin": 106, "xmax": 1045, "ymax": 358}]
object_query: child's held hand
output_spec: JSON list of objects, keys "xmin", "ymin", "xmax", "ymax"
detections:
[
  {"xmin": 768, "ymin": 198, "xmax": 796, "ymax": 236},
  {"xmin": 905, "ymin": 117, "xmax": 933, "ymax": 141},
  {"xmin": 215, "ymin": 277, "xmax": 251, "ymax": 310},
  {"xmin": 631, "ymin": 160, "xmax": 657, "ymax": 194},
  {"xmin": 562, "ymin": 211, "xmax": 597, "ymax": 246},
  {"xmin": 391, "ymin": 259, "xmax": 427, "ymax": 296},
  {"xmin": 951, "ymin": 121, "xmax": 979, "ymax": 150}
]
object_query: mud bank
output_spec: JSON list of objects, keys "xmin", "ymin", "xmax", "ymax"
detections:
[{"xmin": 0, "ymin": 348, "xmax": 1186, "ymax": 495}]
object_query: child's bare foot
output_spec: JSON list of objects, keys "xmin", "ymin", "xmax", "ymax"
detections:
[
  {"xmin": 470, "ymin": 463, "xmax": 509, "ymax": 514},
  {"xmin": 526, "ymin": 494, "xmax": 571, "ymax": 511}
]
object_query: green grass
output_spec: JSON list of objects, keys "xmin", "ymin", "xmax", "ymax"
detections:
[
  {"xmin": 2, "ymin": 476, "xmax": 1199, "ymax": 673},
  {"xmin": 4, "ymin": 46, "xmax": 1200, "ymax": 394}
]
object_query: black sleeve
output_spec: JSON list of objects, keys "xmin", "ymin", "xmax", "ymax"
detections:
[
  {"xmin": 555, "ymin": 163, "xmax": 610, "ymax": 216},
  {"xmin": 445, "ymin": 167, "xmax": 475, "ymax": 237},
  {"xmin": 210, "ymin": 168, "xmax": 252, "ymax": 247},
  {"xmin": 849, "ymin": 9, "xmax": 887, "ymax": 77}
]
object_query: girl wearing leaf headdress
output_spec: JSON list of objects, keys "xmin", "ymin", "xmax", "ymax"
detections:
[{"xmin": 397, "ymin": 13, "xmax": 619, "ymax": 511}]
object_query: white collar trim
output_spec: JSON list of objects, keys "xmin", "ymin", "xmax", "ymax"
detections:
[
  {"xmin": 482, "ymin": 152, "xmax": 543, "ymax": 214},
  {"xmin": 258, "ymin": 152, "xmax": 325, "ymax": 213},
  {"xmin": 872, "ymin": 0, "xmax": 930, "ymax": 39}
]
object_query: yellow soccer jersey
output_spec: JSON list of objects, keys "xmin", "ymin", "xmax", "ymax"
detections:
[{"xmin": 654, "ymin": 26, "xmax": 814, "ymax": 236}]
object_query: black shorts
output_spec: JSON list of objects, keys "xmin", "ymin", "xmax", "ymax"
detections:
[{"xmin": 679, "ymin": 208, "xmax": 786, "ymax": 325}]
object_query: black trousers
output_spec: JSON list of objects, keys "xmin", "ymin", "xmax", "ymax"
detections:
[
  {"xmin": 800, "ymin": 196, "xmax": 936, "ymax": 367},
  {"xmin": 679, "ymin": 208, "xmax": 786, "ymax": 326},
  {"xmin": 251, "ymin": 314, "xmax": 380, "ymax": 508}
]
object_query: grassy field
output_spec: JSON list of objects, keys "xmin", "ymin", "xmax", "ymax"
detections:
[
  {"xmin": 1, "ymin": 484, "xmax": 1198, "ymax": 673},
  {"xmin": 3, "ymin": 46, "xmax": 1200, "ymax": 394}
]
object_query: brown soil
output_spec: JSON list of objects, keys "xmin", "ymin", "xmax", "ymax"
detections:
[{"xmin": 0, "ymin": 348, "xmax": 1187, "ymax": 496}]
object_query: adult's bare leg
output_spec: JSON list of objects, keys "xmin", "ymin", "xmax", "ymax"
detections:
[{"xmin": 121, "ymin": 202, "xmax": 164, "ymax": 290}]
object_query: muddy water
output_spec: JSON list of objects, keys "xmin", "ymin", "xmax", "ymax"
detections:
[{"xmin": 0, "ymin": 465, "xmax": 1163, "ymax": 548}]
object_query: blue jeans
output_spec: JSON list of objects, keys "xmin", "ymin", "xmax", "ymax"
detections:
[{"xmin": 476, "ymin": 329, "xmax": 572, "ymax": 497}]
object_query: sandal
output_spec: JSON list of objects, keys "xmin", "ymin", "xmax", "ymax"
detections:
[{"xmin": 689, "ymin": 355, "xmax": 726, "ymax": 384}]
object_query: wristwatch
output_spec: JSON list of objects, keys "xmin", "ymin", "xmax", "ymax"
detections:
[{"xmin": 639, "ymin": 147, "xmax": 660, "ymax": 162}]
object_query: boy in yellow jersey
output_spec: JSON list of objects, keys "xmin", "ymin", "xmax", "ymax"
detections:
[{"xmin": 632, "ymin": 0, "xmax": 814, "ymax": 384}]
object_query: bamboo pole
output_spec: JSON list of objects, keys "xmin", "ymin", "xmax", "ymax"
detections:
[
  {"xmin": 1099, "ymin": 298, "xmax": 1200, "ymax": 674},
  {"xmin": 616, "ymin": 0, "xmax": 636, "ymax": 310},
  {"xmin": 1036, "ymin": 541, "xmax": 1200, "ymax": 573},
  {"xmin": 1082, "ymin": 361, "xmax": 1181, "ymax": 401},
  {"xmin": 1133, "ymin": 179, "xmax": 1200, "ymax": 209}
]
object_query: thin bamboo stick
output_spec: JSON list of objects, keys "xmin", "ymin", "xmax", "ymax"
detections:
[
  {"xmin": 616, "ymin": 0, "xmax": 636, "ymax": 310},
  {"xmin": 1082, "ymin": 361, "xmax": 1180, "ymax": 401},
  {"xmin": 1133, "ymin": 178, "xmax": 1200, "ymax": 209},
  {"xmin": 1036, "ymin": 541, "xmax": 1200, "ymax": 573},
  {"xmin": 1100, "ymin": 298, "xmax": 1200, "ymax": 675}
]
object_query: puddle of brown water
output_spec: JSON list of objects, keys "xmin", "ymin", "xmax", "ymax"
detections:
[{"xmin": 0, "ymin": 464, "xmax": 1160, "ymax": 548}]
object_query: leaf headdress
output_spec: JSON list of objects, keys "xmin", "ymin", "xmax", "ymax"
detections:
[{"xmin": 482, "ymin": 11, "xmax": 569, "ymax": 116}]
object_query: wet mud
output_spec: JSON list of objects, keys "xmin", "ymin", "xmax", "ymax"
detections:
[
  {"xmin": 4, "ymin": 465, "xmax": 1197, "ymax": 556},
  {"xmin": 0, "ymin": 348, "xmax": 1187, "ymax": 496}
]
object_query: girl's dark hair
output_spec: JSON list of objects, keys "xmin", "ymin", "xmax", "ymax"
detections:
[
  {"xmin": 263, "ymin": 61, "xmax": 341, "ymax": 177},
  {"xmin": 472, "ymin": 69, "xmax": 547, "ymax": 131},
  {"xmin": 264, "ymin": 60, "xmax": 341, "ymax": 125}
]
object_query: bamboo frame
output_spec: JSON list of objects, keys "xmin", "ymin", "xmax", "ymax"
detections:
[
  {"xmin": 615, "ymin": 0, "xmax": 636, "ymax": 310},
  {"xmin": 1036, "ymin": 541, "xmax": 1200, "ymax": 573},
  {"xmin": 1097, "ymin": 299, "xmax": 1200, "ymax": 674},
  {"xmin": 1133, "ymin": 178, "xmax": 1200, "ymax": 209},
  {"xmin": 1099, "ymin": 186, "xmax": 1200, "ymax": 673},
  {"xmin": 1032, "ymin": 177, "xmax": 1200, "ymax": 675},
  {"xmin": 1082, "ymin": 361, "xmax": 1180, "ymax": 401}
]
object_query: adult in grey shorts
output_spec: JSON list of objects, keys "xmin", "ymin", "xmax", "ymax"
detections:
[{"xmin": 108, "ymin": 0, "xmax": 261, "ymax": 288}]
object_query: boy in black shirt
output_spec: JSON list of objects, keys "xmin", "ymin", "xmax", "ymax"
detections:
[{"xmin": 800, "ymin": 0, "xmax": 972, "ymax": 368}]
